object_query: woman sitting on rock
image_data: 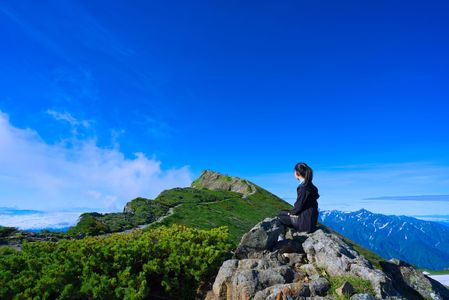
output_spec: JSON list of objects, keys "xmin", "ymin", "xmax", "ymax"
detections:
[{"xmin": 277, "ymin": 162, "xmax": 320, "ymax": 236}]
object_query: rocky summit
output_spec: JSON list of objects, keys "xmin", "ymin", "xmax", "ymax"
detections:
[
  {"xmin": 204, "ymin": 217, "xmax": 449, "ymax": 300},
  {"xmin": 191, "ymin": 169, "xmax": 257, "ymax": 198}
]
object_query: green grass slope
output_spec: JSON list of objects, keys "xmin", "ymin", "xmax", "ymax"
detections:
[{"xmin": 145, "ymin": 185, "xmax": 292, "ymax": 245}]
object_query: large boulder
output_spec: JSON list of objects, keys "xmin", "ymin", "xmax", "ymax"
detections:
[
  {"xmin": 380, "ymin": 258, "xmax": 449, "ymax": 300},
  {"xmin": 233, "ymin": 217, "xmax": 285, "ymax": 259},
  {"xmin": 302, "ymin": 229, "xmax": 400, "ymax": 299},
  {"xmin": 211, "ymin": 258, "xmax": 295, "ymax": 300},
  {"xmin": 206, "ymin": 217, "xmax": 448, "ymax": 300}
]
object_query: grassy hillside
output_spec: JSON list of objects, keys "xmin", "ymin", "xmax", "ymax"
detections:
[{"xmin": 145, "ymin": 185, "xmax": 292, "ymax": 245}]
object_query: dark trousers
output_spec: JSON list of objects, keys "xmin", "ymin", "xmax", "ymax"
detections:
[{"xmin": 277, "ymin": 210, "xmax": 295, "ymax": 230}]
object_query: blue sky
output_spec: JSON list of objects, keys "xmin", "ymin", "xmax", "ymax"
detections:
[{"xmin": 0, "ymin": 1, "xmax": 449, "ymax": 224}]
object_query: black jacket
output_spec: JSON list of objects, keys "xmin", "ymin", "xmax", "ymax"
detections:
[
  {"xmin": 289, "ymin": 181, "xmax": 320, "ymax": 233},
  {"xmin": 289, "ymin": 181, "xmax": 319, "ymax": 215}
]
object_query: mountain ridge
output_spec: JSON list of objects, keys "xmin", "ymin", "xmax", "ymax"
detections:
[{"xmin": 319, "ymin": 208, "xmax": 449, "ymax": 270}]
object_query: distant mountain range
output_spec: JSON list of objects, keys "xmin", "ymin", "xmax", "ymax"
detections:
[
  {"xmin": 318, "ymin": 208, "xmax": 449, "ymax": 270},
  {"xmin": 437, "ymin": 221, "xmax": 449, "ymax": 228}
]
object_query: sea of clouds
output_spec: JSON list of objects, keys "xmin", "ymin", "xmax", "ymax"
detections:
[
  {"xmin": 0, "ymin": 207, "xmax": 86, "ymax": 231},
  {"xmin": 0, "ymin": 110, "xmax": 194, "ymax": 214}
]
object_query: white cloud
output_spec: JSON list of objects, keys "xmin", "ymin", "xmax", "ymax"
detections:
[
  {"xmin": 46, "ymin": 109, "xmax": 90, "ymax": 128},
  {"xmin": 0, "ymin": 110, "xmax": 194, "ymax": 212},
  {"xmin": 0, "ymin": 211, "xmax": 81, "ymax": 230}
]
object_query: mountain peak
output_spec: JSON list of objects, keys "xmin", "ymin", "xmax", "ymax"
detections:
[{"xmin": 191, "ymin": 169, "xmax": 257, "ymax": 198}]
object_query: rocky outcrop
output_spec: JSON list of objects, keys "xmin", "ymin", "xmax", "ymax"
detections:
[
  {"xmin": 123, "ymin": 202, "xmax": 135, "ymax": 214},
  {"xmin": 301, "ymin": 229, "xmax": 399, "ymax": 299},
  {"xmin": 0, "ymin": 229, "xmax": 69, "ymax": 251},
  {"xmin": 205, "ymin": 217, "xmax": 449, "ymax": 300},
  {"xmin": 380, "ymin": 259, "xmax": 449, "ymax": 300},
  {"xmin": 191, "ymin": 170, "xmax": 257, "ymax": 198}
]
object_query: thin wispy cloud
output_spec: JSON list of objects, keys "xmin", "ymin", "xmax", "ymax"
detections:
[
  {"xmin": 49, "ymin": 68, "xmax": 99, "ymax": 105},
  {"xmin": 0, "ymin": 4, "xmax": 66, "ymax": 60},
  {"xmin": 0, "ymin": 2, "xmax": 132, "ymax": 64},
  {"xmin": 0, "ymin": 1, "xmax": 157, "ymax": 94},
  {"xmin": 364, "ymin": 195, "xmax": 449, "ymax": 202},
  {"xmin": 143, "ymin": 116, "xmax": 174, "ymax": 139},
  {"xmin": 46, "ymin": 109, "xmax": 90, "ymax": 128},
  {"xmin": 0, "ymin": 110, "xmax": 193, "ymax": 211}
]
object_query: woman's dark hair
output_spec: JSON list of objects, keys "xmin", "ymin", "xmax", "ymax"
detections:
[{"xmin": 294, "ymin": 162, "xmax": 313, "ymax": 185}]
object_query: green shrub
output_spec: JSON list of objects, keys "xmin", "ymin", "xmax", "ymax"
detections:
[
  {"xmin": 224, "ymin": 176, "xmax": 232, "ymax": 182},
  {"xmin": 67, "ymin": 213, "xmax": 111, "ymax": 236},
  {"xmin": 0, "ymin": 224, "xmax": 233, "ymax": 299},
  {"xmin": 0, "ymin": 226, "xmax": 19, "ymax": 238},
  {"xmin": 0, "ymin": 246, "xmax": 18, "ymax": 256}
]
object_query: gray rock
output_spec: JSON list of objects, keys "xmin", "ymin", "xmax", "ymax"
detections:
[
  {"xmin": 297, "ymin": 283, "xmax": 312, "ymax": 296},
  {"xmin": 246, "ymin": 249, "xmax": 289, "ymax": 264},
  {"xmin": 254, "ymin": 282, "xmax": 311, "ymax": 300},
  {"xmin": 212, "ymin": 259, "xmax": 239, "ymax": 297},
  {"xmin": 212, "ymin": 255, "xmax": 295, "ymax": 300},
  {"xmin": 300, "ymin": 263, "xmax": 320, "ymax": 277},
  {"xmin": 285, "ymin": 227, "xmax": 296, "ymax": 240},
  {"xmin": 310, "ymin": 276, "xmax": 331, "ymax": 296},
  {"xmin": 282, "ymin": 252, "xmax": 306, "ymax": 267},
  {"xmin": 271, "ymin": 238, "xmax": 304, "ymax": 254},
  {"xmin": 230, "ymin": 267, "xmax": 294, "ymax": 299},
  {"xmin": 336, "ymin": 281, "xmax": 354, "ymax": 296},
  {"xmin": 350, "ymin": 293, "xmax": 377, "ymax": 300},
  {"xmin": 237, "ymin": 258, "xmax": 283, "ymax": 270},
  {"xmin": 302, "ymin": 229, "xmax": 400, "ymax": 299},
  {"xmin": 380, "ymin": 258, "xmax": 449, "ymax": 300},
  {"xmin": 233, "ymin": 217, "xmax": 285, "ymax": 259}
]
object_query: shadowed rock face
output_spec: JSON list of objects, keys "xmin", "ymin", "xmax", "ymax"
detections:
[
  {"xmin": 205, "ymin": 217, "xmax": 449, "ymax": 300},
  {"xmin": 191, "ymin": 170, "xmax": 257, "ymax": 198},
  {"xmin": 233, "ymin": 217, "xmax": 285, "ymax": 259},
  {"xmin": 380, "ymin": 259, "xmax": 449, "ymax": 300}
]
